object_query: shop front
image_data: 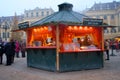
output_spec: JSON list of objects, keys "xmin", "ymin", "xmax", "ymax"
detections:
[{"xmin": 18, "ymin": 3, "xmax": 104, "ymax": 72}]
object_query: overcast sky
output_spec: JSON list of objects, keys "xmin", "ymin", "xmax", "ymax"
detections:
[{"xmin": 0, "ymin": 0, "xmax": 119, "ymax": 17}]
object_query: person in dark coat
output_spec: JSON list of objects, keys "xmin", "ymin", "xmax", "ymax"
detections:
[
  {"xmin": 0, "ymin": 40, "xmax": 4, "ymax": 64},
  {"xmin": 20, "ymin": 41, "xmax": 26, "ymax": 58},
  {"xmin": 4, "ymin": 39, "xmax": 15, "ymax": 65}
]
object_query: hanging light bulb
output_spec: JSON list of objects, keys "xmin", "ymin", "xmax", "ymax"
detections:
[
  {"xmin": 89, "ymin": 27, "xmax": 93, "ymax": 29},
  {"xmin": 74, "ymin": 26, "xmax": 78, "ymax": 30},
  {"xmin": 84, "ymin": 26, "xmax": 88, "ymax": 30},
  {"xmin": 68, "ymin": 26, "xmax": 72, "ymax": 30},
  {"xmin": 79, "ymin": 26, "xmax": 83, "ymax": 30},
  {"xmin": 44, "ymin": 26, "xmax": 48, "ymax": 30},
  {"xmin": 37, "ymin": 28, "xmax": 40, "ymax": 31},
  {"xmin": 33, "ymin": 28, "xmax": 37, "ymax": 32}
]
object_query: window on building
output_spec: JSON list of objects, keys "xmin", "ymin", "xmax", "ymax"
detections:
[
  {"xmin": 47, "ymin": 11, "xmax": 49, "ymax": 16},
  {"xmin": 41, "ymin": 11, "xmax": 44, "ymax": 16},
  {"xmin": 2, "ymin": 32, "xmax": 5, "ymax": 38},
  {"xmin": 31, "ymin": 12, "xmax": 33, "ymax": 17},
  {"xmin": 111, "ymin": 15, "xmax": 114, "ymax": 20},
  {"xmin": 111, "ymin": 28, "xmax": 116, "ymax": 33},
  {"xmin": 7, "ymin": 32, "xmax": 9, "ymax": 38},
  {"xmin": 26, "ymin": 13, "xmax": 28, "ymax": 17},
  {"xmin": 36, "ymin": 12, "xmax": 39, "ymax": 17},
  {"xmin": 104, "ymin": 29, "xmax": 109, "ymax": 33},
  {"xmin": 96, "ymin": 15, "xmax": 100, "ymax": 19},
  {"xmin": 104, "ymin": 15, "xmax": 107, "ymax": 20}
]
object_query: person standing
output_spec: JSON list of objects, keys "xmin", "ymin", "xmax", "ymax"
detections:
[
  {"xmin": 15, "ymin": 41, "xmax": 20, "ymax": 58},
  {"xmin": 20, "ymin": 41, "xmax": 26, "ymax": 58},
  {"xmin": 0, "ymin": 40, "xmax": 4, "ymax": 64},
  {"xmin": 104, "ymin": 39, "xmax": 110, "ymax": 60},
  {"xmin": 4, "ymin": 39, "xmax": 15, "ymax": 65}
]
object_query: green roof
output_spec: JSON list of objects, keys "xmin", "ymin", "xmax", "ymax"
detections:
[{"xmin": 31, "ymin": 3, "xmax": 89, "ymax": 27}]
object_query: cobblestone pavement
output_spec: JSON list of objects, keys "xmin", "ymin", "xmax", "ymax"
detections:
[{"xmin": 0, "ymin": 50, "xmax": 120, "ymax": 80}]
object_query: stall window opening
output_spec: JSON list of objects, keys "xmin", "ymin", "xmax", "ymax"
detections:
[{"xmin": 59, "ymin": 26, "xmax": 102, "ymax": 51}]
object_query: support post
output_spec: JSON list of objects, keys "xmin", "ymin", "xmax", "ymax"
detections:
[{"xmin": 56, "ymin": 25, "xmax": 59, "ymax": 71}]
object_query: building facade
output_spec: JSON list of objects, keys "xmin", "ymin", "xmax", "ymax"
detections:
[
  {"xmin": 0, "ymin": 16, "xmax": 23, "ymax": 41},
  {"xmin": 84, "ymin": 1, "xmax": 120, "ymax": 39},
  {"xmin": 23, "ymin": 7, "xmax": 54, "ymax": 23},
  {"xmin": 21, "ymin": 7, "xmax": 54, "ymax": 40},
  {"xmin": 0, "ymin": 7, "xmax": 54, "ymax": 41}
]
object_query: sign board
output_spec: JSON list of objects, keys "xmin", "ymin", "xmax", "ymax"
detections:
[
  {"xmin": 18, "ymin": 21, "xmax": 29, "ymax": 29},
  {"xmin": 83, "ymin": 18, "xmax": 103, "ymax": 25}
]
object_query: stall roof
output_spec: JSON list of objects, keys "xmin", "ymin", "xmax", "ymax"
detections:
[{"xmin": 31, "ymin": 3, "xmax": 89, "ymax": 27}]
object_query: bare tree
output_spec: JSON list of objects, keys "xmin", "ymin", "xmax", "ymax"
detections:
[{"xmin": 11, "ymin": 13, "xmax": 22, "ymax": 41}]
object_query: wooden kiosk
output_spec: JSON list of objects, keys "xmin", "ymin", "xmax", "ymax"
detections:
[{"xmin": 19, "ymin": 3, "xmax": 104, "ymax": 72}]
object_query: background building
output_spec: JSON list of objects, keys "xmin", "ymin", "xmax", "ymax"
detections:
[
  {"xmin": 0, "ymin": 15, "xmax": 23, "ymax": 41},
  {"xmin": 23, "ymin": 7, "xmax": 54, "ymax": 23},
  {"xmin": 21, "ymin": 7, "xmax": 54, "ymax": 40},
  {"xmin": 84, "ymin": 1, "xmax": 120, "ymax": 39},
  {"xmin": 0, "ymin": 7, "xmax": 54, "ymax": 41}
]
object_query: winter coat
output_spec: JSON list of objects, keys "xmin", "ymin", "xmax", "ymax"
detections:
[
  {"xmin": 5, "ymin": 42, "xmax": 15, "ymax": 56},
  {"xmin": 0, "ymin": 42, "xmax": 4, "ymax": 56},
  {"xmin": 15, "ymin": 42, "xmax": 20, "ymax": 53}
]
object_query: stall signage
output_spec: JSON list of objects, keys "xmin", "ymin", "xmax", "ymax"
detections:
[
  {"xmin": 18, "ymin": 21, "xmax": 29, "ymax": 29},
  {"xmin": 83, "ymin": 18, "xmax": 103, "ymax": 26}
]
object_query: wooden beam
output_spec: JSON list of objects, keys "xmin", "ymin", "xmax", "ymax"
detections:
[
  {"xmin": 56, "ymin": 25, "xmax": 60, "ymax": 71},
  {"xmin": 102, "ymin": 27, "xmax": 104, "ymax": 50}
]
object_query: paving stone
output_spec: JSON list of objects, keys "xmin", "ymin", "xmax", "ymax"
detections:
[{"xmin": 0, "ymin": 50, "xmax": 120, "ymax": 80}]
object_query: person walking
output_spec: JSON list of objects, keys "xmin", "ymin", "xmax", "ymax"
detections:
[
  {"xmin": 15, "ymin": 41, "xmax": 20, "ymax": 58},
  {"xmin": 104, "ymin": 39, "xmax": 110, "ymax": 60},
  {"xmin": 4, "ymin": 39, "xmax": 15, "ymax": 65},
  {"xmin": 0, "ymin": 40, "xmax": 4, "ymax": 64}
]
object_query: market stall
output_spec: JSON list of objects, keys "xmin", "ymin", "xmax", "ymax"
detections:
[{"xmin": 18, "ymin": 3, "xmax": 104, "ymax": 72}]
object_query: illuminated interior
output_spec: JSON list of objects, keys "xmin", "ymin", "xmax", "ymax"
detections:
[
  {"xmin": 27, "ymin": 26, "xmax": 56, "ymax": 47},
  {"xmin": 59, "ymin": 25, "xmax": 102, "ymax": 51},
  {"xmin": 26, "ymin": 25, "xmax": 103, "ymax": 51}
]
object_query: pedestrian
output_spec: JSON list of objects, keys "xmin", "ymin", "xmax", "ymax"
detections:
[
  {"xmin": 15, "ymin": 40, "xmax": 20, "ymax": 58},
  {"xmin": 118, "ymin": 41, "xmax": 120, "ymax": 50},
  {"xmin": 0, "ymin": 40, "xmax": 5, "ymax": 64},
  {"xmin": 4, "ymin": 39, "xmax": 15, "ymax": 66},
  {"xmin": 20, "ymin": 41, "xmax": 26, "ymax": 58},
  {"xmin": 104, "ymin": 39, "xmax": 110, "ymax": 60},
  {"xmin": 114, "ymin": 40, "xmax": 119, "ymax": 52}
]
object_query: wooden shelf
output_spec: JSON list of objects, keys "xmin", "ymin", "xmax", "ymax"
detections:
[{"xmin": 26, "ymin": 46, "xmax": 56, "ymax": 49}]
